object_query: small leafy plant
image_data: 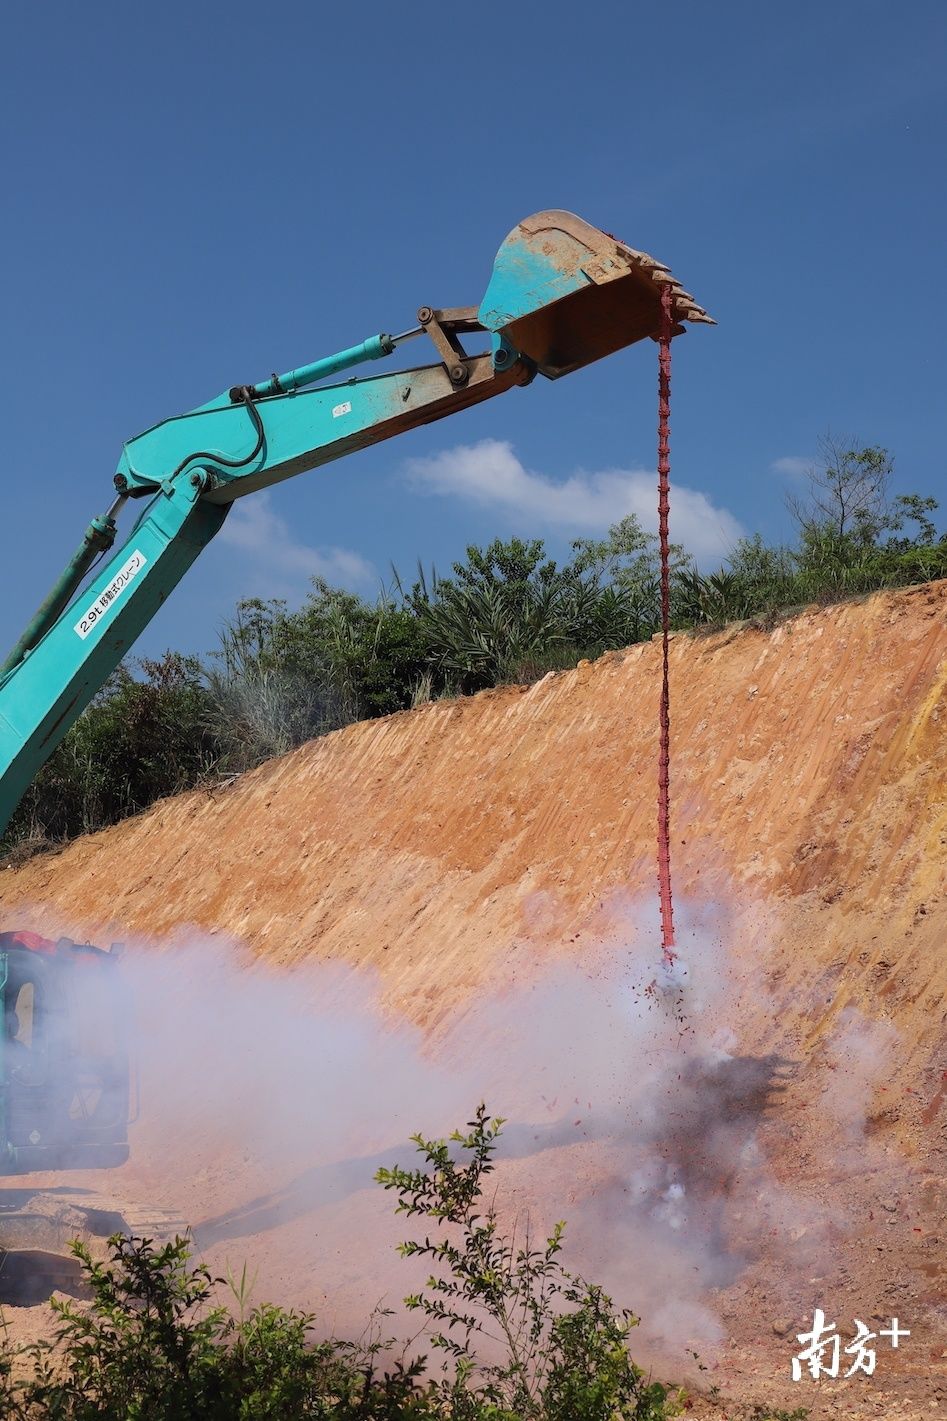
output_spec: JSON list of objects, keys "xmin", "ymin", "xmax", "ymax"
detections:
[{"xmin": 376, "ymin": 1103, "xmax": 681, "ymax": 1419}]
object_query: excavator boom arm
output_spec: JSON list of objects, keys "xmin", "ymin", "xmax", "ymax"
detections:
[
  {"xmin": 0, "ymin": 211, "xmax": 710, "ymax": 836},
  {"xmin": 116, "ymin": 344, "xmax": 525, "ymax": 505}
]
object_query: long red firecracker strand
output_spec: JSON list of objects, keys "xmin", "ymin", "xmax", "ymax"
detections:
[{"xmin": 656, "ymin": 281, "xmax": 676, "ymax": 967}]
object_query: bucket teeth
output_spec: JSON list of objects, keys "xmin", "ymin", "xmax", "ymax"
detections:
[
  {"xmin": 645, "ymin": 268, "xmax": 713, "ymax": 324},
  {"xmin": 630, "ymin": 252, "xmax": 670, "ymax": 274},
  {"xmin": 614, "ymin": 245, "xmax": 712, "ymax": 325}
]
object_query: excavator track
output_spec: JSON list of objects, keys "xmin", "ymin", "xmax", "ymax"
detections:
[{"xmin": 0, "ymin": 1189, "xmax": 187, "ymax": 1304}]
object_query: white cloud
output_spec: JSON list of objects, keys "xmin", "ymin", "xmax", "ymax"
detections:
[
  {"xmin": 405, "ymin": 438, "xmax": 745, "ymax": 564},
  {"xmin": 770, "ymin": 455, "xmax": 812, "ymax": 480},
  {"xmin": 219, "ymin": 492, "xmax": 375, "ymax": 599}
]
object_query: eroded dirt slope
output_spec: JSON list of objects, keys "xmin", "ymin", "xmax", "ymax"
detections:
[
  {"xmin": 1, "ymin": 581, "xmax": 945, "ymax": 1418},
  {"xmin": 4, "ymin": 582, "xmax": 944, "ymax": 1048}
]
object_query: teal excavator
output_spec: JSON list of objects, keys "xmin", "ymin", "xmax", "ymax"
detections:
[{"xmin": 0, "ymin": 212, "xmax": 710, "ymax": 1172}]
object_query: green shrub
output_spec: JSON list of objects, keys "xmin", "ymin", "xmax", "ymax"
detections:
[
  {"xmin": 3, "ymin": 438, "xmax": 944, "ymax": 860},
  {"xmin": 376, "ymin": 1104, "xmax": 681, "ymax": 1420}
]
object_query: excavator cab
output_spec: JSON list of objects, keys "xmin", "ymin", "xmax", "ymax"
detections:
[{"xmin": 0, "ymin": 931, "xmax": 130, "ymax": 1172}]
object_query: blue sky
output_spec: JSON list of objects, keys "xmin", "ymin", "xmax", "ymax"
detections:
[{"xmin": 2, "ymin": 1, "xmax": 945, "ymax": 660}]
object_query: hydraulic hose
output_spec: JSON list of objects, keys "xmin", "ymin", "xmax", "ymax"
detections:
[{"xmin": 167, "ymin": 387, "xmax": 265, "ymax": 482}]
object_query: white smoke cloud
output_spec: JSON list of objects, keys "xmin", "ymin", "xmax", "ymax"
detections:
[
  {"xmin": 93, "ymin": 900, "xmax": 764, "ymax": 1365},
  {"xmin": 16, "ymin": 894, "xmax": 905, "ymax": 1374},
  {"xmin": 821, "ymin": 1006, "xmax": 900, "ymax": 1145}
]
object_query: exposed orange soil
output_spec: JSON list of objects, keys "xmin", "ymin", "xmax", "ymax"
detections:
[{"xmin": 1, "ymin": 581, "xmax": 945, "ymax": 1418}]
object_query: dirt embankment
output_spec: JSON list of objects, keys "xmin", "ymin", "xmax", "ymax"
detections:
[
  {"xmin": 4, "ymin": 581, "xmax": 945, "ymax": 1057},
  {"xmin": 1, "ymin": 581, "xmax": 945, "ymax": 1419}
]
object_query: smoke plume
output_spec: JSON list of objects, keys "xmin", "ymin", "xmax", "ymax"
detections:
[{"xmin": 19, "ymin": 894, "xmax": 899, "ymax": 1370}]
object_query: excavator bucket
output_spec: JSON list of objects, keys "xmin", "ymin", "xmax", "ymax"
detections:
[{"xmin": 479, "ymin": 210, "xmax": 713, "ymax": 379}]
